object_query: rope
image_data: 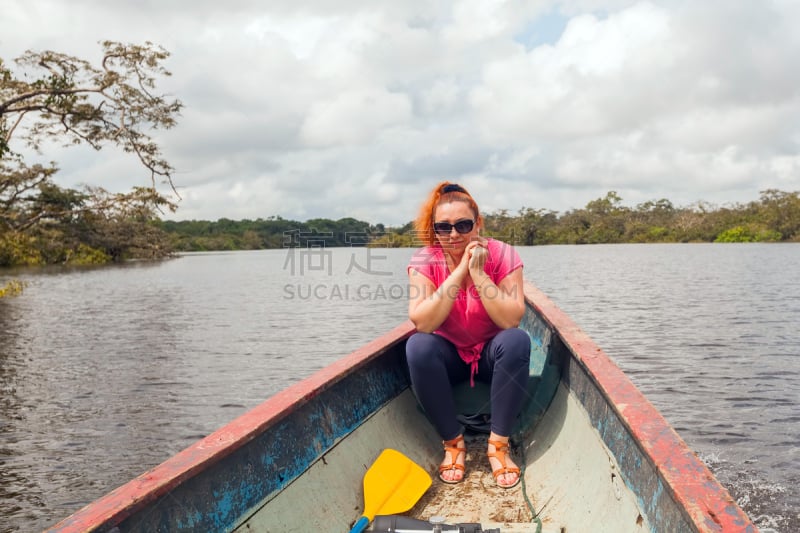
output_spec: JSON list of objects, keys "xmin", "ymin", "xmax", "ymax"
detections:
[{"xmin": 517, "ymin": 439, "xmax": 543, "ymax": 533}]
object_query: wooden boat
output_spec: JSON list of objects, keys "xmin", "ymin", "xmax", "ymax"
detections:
[{"xmin": 49, "ymin": 282, "xmax": 755, "ymax": 532}]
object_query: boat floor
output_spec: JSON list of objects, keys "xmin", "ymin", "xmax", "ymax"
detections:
[
  {"xmin": 405, "ymin": 381, "xmax": 651, "ymax": 533},
  {"xmin": 238, "ymin": 386, "xmax": 650, "ymax": 533},
  {"xmin": 408, "ymin": 433, "xmax": 536, "ymax": 528}
]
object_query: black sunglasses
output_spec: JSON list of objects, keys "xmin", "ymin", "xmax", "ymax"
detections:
[{"xmin": 433, "ymin": 219, "xmax": 475, "ymax": 235}]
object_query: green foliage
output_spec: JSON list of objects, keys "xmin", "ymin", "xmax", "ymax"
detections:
[
  {"xmin": 0, "ymin": 230, "xmax": 44, "ymax": 266},
  {"xmin": 147, "ymin": 188, "xmax": 800, "ymax": 252},
  {"xmin": 647, "ymin": 226, "xmax": 671, "ymax": 241},
  {"xmin": 757, "ymin": 189, "xmax": 800, "ymax": 239},
  {"xmin": 0, "ymin": 183, "xmax": 175, "ymax": 267},
  {"xmin": 715, "ymin": 226, "xmax": 754, "ymax": 243},
  {"xmin": 364, "ymin": 189, "xmax": 800, "ymax": 248},
  {"xmin": 158, "ymin": 216, "xmax": 378, "ymax": 251},
  {"xmin": 369, "ymin": 232, "xmax": 420, "ymax": 248},
  {"xmin": 2, "ymin": 42, "xmax": 181, "ymax": 187},
  {"xmin": 368, "ymin": 220, "xmax": 420, "ymax": 247},
  {"xmin": 0, "ymin": 279, "xmax": 26, "ymax": 298},
  {"xmin": 65, "ymin": 243, "xmax": 111, "ymax": 265},
  {"xmin": 714, "ymin": 225, "xmax": 782, "ymax": 243},
  {"xmin": 1, "ymin": 42, "xmax": 180, "ymax": 269},
  {"xmin": 3, "ymin": 187, "xmax": 799, "ymax": 269}
]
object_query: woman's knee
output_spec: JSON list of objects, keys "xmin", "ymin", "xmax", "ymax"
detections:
[
  {"xmin": 406, "ymin": 332, "xmax": 441, "ymax": 369},
  {"xmin": 496, "ymin": 328, "xmax": 531, "ymax": 363}
]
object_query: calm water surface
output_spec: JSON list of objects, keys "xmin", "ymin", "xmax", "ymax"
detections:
[{"xmin": 0, "ymin": 244, "xmax": 797, "ymax": 532}]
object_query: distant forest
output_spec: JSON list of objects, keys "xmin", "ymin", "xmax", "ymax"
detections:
[{"xmin": 159, "ymin": 189, "xmax": 800, "ymax": 251}]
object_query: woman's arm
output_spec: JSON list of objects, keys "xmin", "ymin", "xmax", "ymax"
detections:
[
  {"xmin": 470, "ymin": 245, "xmax": 525, "ymax": 329},
  {"xmin": 408, "ymin": 263, "xmax": 468, "ymax": 333}
]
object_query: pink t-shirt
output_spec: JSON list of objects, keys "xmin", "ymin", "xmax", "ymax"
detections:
[{"xmin": 407, "ymin": 238, "xmax": 523, "ymax": 383}]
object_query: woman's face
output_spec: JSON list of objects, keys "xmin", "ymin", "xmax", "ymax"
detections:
[{"xmin": 433, "ymin": 201, "xmax": 479, "ymax": 252}]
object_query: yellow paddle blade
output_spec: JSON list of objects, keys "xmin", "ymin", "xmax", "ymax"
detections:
[{"xmin": 362, "ymin": 448, "xmax": 432, "ymax": 520}]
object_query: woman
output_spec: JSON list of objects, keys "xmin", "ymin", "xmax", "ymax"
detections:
[{"xmin": 406, "ymin": 181, "xmax": 531, "ymax": 488}]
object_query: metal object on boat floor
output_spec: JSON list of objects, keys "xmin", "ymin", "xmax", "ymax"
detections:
[{"xmin": 371, "ymin": 514, "xmax": 501, "ymax": 532}]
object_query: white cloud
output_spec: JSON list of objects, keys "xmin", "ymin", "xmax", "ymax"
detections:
[
  {"xmin": 2, "ymin": 0, "xmax": 800, "ymax": 226},
  {"xmin": 300, "ymin": 89, "xmax": 413, "ymax": 147},
  {"xmin": 470, "ymin": 2, "xmax": 676, "ymax": 142}
]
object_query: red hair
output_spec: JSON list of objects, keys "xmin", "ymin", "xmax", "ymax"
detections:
[{"xmin": 413, "ymin": 181, "xmax": 483, "ymax": 246}]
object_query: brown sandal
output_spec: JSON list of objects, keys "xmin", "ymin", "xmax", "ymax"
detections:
[
  {"xmin": 487, "ymin": 439, "xmax": 520, "ymax": 489},
  {"xmin": 438, "ymin": 435, "xmax": 466, "ymax": 484}
]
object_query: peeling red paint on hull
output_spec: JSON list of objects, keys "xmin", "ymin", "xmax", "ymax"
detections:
[
  {"xmin": 524, "ymin": 283, "xmax": 755, "ymax": 532},
  {"xmin": 47, "ymin": 282, "xmax": 755, "ymax": 533}
]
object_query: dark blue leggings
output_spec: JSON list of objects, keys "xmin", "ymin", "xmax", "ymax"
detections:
[{"xmin": 406, "ymin": 328, "xmax": 531, "ymax": 440}]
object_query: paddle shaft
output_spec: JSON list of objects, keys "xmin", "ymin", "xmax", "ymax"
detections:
[{"xmin": 349, "ymin": 516, "xmax": 370, "ymax": 533}]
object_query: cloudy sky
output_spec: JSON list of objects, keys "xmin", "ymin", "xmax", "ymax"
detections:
[{"xmin": 3, "ymin": 0, "xmax": 800, "ymax": 225}]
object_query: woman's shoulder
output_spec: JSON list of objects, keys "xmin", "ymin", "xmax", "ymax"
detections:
[
  {"xmin": 486, "ymin": 238, "xmax": 522, "ymax": 270},
  {"xmin": 486, "ymin": 238, "xmax": 517, "ymax": 254}
]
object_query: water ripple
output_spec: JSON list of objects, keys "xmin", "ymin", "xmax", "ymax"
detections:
[{"xmin": 0, "ymin": 245, "xmax": 797, "ymax": 532}]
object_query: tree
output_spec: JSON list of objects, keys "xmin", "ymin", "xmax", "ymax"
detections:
[
  {"xmin": 757, "ymin": 189, "xmax": 800, "ymax": 240},
  {"xmin": 1, "ymin": 41, "xmax": 181, "ymax": 227},
  {"xmin": 1, "ymin": 41, "xmax": 182, "ymax": 269},
  {"xmin": 77, "ymin": 186, "xmax": 175, "ymax": 260},
  {"xmin": 508, "ymin": 207, "xmax": 558, "ymax": 245},
  {"xmin": 0, "ymin": 41, "xmax": 182, "ymax": 290},
  {"xmin": 579, "ymin": 191, "xmax": 628, "ymax": 243}
]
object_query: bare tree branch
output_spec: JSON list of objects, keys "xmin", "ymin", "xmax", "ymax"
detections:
[
  {"xmin": 1, "ymin": 41, "xmax": 183, "ymax": 264},
  {"xmin": 2, "ymin": 41, "xmax": 181, "ymax": 187}
]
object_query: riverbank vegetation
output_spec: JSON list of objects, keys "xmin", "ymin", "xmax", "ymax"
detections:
[
  {"xmin": 3, "ymin": 188, "xmax": 798, "ymax": 273},
  {"xmin": 1, "ymin": 42, "xmax": 181, "ymax": 268},
  {"xmin": 158, "ymin": 216, "xmax": 378, "ymax": 251},
  {"xmin": 1, "ymin": 41, "xmax": 181, "ymax": 300},
  {"xmin": 159, "ymin": 189, "xmax": 800, "ymax": 252}
]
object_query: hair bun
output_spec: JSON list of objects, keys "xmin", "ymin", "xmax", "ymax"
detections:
[{"xmin": 441, "ymin": 183, "xmax": 467, "ymax": 194}]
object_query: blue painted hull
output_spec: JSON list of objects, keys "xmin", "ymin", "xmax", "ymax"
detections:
[{"xmin": 49, "ymin": 282, "xmax": 755, "ymax": 532}]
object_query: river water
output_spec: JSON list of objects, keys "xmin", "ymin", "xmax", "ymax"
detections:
[{"xmin": 0, "ymin": 244, "xmax": 797, "ymax": 532}]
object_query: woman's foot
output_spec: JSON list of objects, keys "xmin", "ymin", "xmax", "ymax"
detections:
[
  {"xmin": 487, "ymin": 434, "xmax": 520, "ymax": 489},
  {"xmin": 439, "ymin": 435, "xmax": 466, "ymax": 484}
]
